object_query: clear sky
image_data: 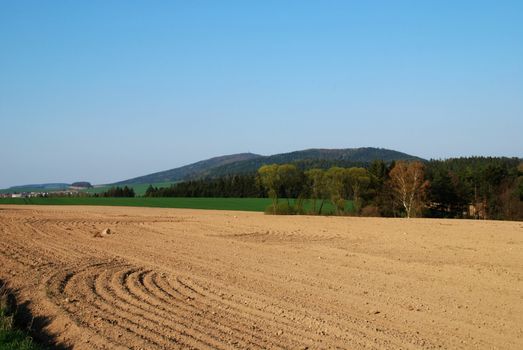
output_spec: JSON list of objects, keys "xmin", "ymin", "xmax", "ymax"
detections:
[{"xmin": 1, "ymin": 1, "xmax": 522, "ymax": 188}]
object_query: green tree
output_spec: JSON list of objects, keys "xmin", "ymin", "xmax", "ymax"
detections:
[
  {"xmin": 325, "ymin": 167, "xmax": 348, "ymax": 215},
  {"xmin": 258, "ymin": 164, "xmax": 281, "ymax": 212},
  {"xmin": 145, "ymin": 184, "xmax": 156, "ymax": 197},
  {"xmin": 346, "ymin": 167, "xmax": 370, "ymax": 213},
  {"xmin": 277, "ymin": 164, "xmax": 301, "ymax": 204},
  {"xmin": 369, "ymin": 160, "xmax": 387, "ymax": 187},
  {"xmin": 427, "ymin": 167, "xmax": 464, "ymax": 217},
  {"xmin": 305, "ymin": 168, "xmax": 328, "ymax": 214}
]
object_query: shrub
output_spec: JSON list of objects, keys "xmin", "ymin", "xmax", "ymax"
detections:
[
  {"xmin": 264, "ymin": 202, "xmax": 301, "ymax": 215},
  {"xmin": 360, "ymin": 205, "xmax": 380, "ymax": 217}
]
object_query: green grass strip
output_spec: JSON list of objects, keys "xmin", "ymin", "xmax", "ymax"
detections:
[{"xmin": 0, "ymin": 197, "xmax": 354, "ymax": 214}]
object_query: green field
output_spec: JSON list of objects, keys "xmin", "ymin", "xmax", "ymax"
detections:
[
  {"xmin": 0, "ymin": 197, "xmax": 353, "ymax": 214},
  {"xmin": 0, "ymin": 197, "xmax": 273, "ymax": 212}
]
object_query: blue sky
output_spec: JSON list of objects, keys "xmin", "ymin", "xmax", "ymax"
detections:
[{"xmin": 1, "ymin": 1, "xmax": 522, "ymax": 187}]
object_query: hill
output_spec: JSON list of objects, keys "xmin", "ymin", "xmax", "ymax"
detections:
[
  {"xmin": 114, "ymin": 153, "xmax": 262, "ymax": 185},
  {"xmin": 205, "ymin": 147, "xmax": 422, "ymax": 178},
  {"xmin": 0, "ymin": 183, "xmax": 70, "ymax": 194},
  {"xmin": 115, "ymin": 147, "xmax": 423, "ymax": 185}
]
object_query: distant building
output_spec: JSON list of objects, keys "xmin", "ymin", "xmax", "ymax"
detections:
[{"xmin": 11, "ymin": 193, "xmax": 23, "ymax": 198}]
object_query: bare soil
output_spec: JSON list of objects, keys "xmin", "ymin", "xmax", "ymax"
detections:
[{"xmin": 1, "ymin": 205, "xmax": 522, "ymax": 349}]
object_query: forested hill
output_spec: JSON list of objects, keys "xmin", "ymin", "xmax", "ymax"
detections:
[
  {"xmin": 205, "ymin": 148, "xmax": 422, "ymax": 178},
  {"xmin": 115, "ymin": 147, "xmax": 422, "ymax": 185},
  {"xmin": 114, "ymin": 153, "xmax": 262, "ymax": 185}
]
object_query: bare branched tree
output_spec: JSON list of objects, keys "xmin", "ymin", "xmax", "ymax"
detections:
[{"xmin": 389, "ymin": 161, "xmax": 428, "ymax": 218}]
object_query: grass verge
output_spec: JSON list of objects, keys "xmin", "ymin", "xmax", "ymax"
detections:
[
  {"xmin": 0, "ymin": 197, "xmax": 355, "ymax": 214},
  {"xmin": 0, "ymin": 286, "xmax": 43, "ymax": 350}
]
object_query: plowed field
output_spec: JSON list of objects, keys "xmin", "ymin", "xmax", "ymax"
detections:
[{"xmin": 0, "ymin": 205, "xmax": 522, "ymax": 349}]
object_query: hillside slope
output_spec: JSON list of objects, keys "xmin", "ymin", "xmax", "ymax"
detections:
[
  {"xmin": 115, "ymin": 153, "xmax": 262, "ymax": 185},
  {"xmin": 0, "ymin": 183, "xmax": 70, "ymax": 194},
  {"xmin": 206, "ymin": 147, "xmax": 422, "ymax": 178},
  {"xmin": 115, "ymin": 147, "xmax": 422, "ymax": 185}
]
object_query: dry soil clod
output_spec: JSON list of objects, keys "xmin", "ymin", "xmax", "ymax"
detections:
[{"xmin": 93, "ymin": 228, "xmax": 113, "ymax": 238}]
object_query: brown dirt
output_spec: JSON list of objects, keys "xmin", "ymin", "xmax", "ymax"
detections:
[{"xmin": 0, "ymin": 205, "xmax": 522, "ymax": 349}]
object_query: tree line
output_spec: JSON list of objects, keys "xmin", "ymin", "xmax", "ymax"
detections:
[
  {"xmin": 99, "ymin": 186, "xmax": 135, "ymax": 197},
  {"xmin": 143, "ymin": 157, "xmax": 523, "ymax": 220},
  {"xmin": 145, "ymin": 174, "xmax": 265, "ymax": 198}
]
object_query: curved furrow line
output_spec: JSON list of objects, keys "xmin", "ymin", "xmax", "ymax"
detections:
[
  {"xmin": 43, "ymin": 261, "xmax": 392, "ymax": 349},
  {"xmin": 120, "ymin": 270, "xmax": 253, "ymax": 349},
  {"xmin": 152, "ymin": 279, "xmax": 280, "ymax": 349},
  {"xmin": 0, "ymin": 249, "xmax": 34, "ymax": 268},
  {"xmin": 113, "ymin": 265, "xmax": 309, "ymax": 350},
  {"xmin": 148, "ymin": 273, "xmax": 312, "ymax": 349},
  {"xmin": 172, "ymin": 276, "xmax": 335, "ymax": 344},
  {"xmin": 91, "ymin": 266, "xmax": 211, "ymax": 350},
  {"xmin": 113, "ymin": 269, "xmax": 233, "ymax": 345},
  {"xmin": 82, "ymin": 270, "xmax": 177, "ymax": 349},
  {"xmin": 115, "ymin": 268, "xmax": 251, "ymax": 350},
  {"xmin": 22, "ymin": 218, "xmax": 43, "ymax": 225},
  {"xmin": 175, "ymin": 276, "xmax": 380, "ymax": 348},
  {"xmin": 133, "ymin": 270, "xmax": 286, "ymax": 350},
  {"xmin": 143, "ymin": 271, "xmax": 278, "ymax": 348},
  {"xmin": 156, "ymin": 274, "xmax": 327, "ymax": 348},
  {"xmin": 53, "ymin": 218, "xmax": 154, "ymax": 228},
  {"xmin": 0, "ymin": 242, "xmax": 32, "ymax": 266},
  {"xmin": 215, "ymin": 230, "xmax": 338, "ymax": 243},
  {"xmin": 0, "ymin": 241, "xmax": 39, "ymax": 268},
  {"xmin": 86, "ymin": 264, "xmax": 196, "ymax": 349},
  {"xmin": 44, "ymin": 268, "xmax": 133, "ymax": 350},
  {"xmin": 71, "ymin": 262, "xmax": 246, "ymax": 349},
  {"xmin": 26, "ymin": 222, "xmax": 58, "ymax": 237},
  {"xmin": 46, "ymin": 261, "xmax": 110, "ymax": 295},
  {"xmin": 32, "ymin": 221, "xmax": 114, "ymax": 263},
  {"xmin": 25, "ymin": 223, "xmax": 81, "ymax": 262},
  {"xmin": 46, "ymin": 263, "xmax": 189, "ymax": 350},
  {"xmin": 101, "ymin": 267, "xmax": 225, "ymax": 350}
]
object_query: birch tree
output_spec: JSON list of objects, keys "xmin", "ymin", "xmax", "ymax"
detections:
[{"xmin": 389, "ymin": 161, "xmax": 427, "ymax": 218}]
